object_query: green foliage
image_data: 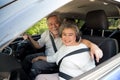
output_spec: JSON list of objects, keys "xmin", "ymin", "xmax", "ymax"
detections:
[
  {"xmin": 25, "ymin": 18, "xmax": 120, "ymax": 35},
  {"xmin": 25, "ymin": 18, "xmax": 48, "ymax": 35},
  {"xmin": 108, "ymin": 19, "xmax": 120, "ymax": 29},
  {"xmin": 76, "ymin": 19, "xmax": 85, "ymax": 29}
]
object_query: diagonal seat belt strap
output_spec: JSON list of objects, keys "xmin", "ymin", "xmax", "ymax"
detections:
[
  {"xmin": 58, "ymin": 48, "xmax": 89, "ymax": 67},
  {"xmin": 49, "ymin": 33, "xmax": 57, "ymax": 53},
  {"xmin": 58, "ymin": 48, "xmax": 89, "ymax": 80},
  {"xmin": 59, "ymin": 71, "xmax": 73, "ymax": 80}
]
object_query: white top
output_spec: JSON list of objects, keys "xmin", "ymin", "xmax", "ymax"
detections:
[
  {"xmin": 37, "ymin": 30, "xmax": 63, "ymax": 56},
  {"xmin": 47, "ymin": 43, "xmax": 96, "ymax": 80}
]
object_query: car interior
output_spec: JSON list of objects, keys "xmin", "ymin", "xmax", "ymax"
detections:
[
  {"xmin": 0, "ymin": 0, "xmax": 120, "ymax": 80},
  {"xmin": 80, "ymin": 9, "xmax": 118, "ymax": 65}
]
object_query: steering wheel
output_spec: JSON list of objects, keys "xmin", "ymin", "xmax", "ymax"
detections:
[
  {"xmin": 15, "ymin": 39, "xmax": 37, "ymax": 60},
  {"xmin": 1, "ymin": 46, "xmax": 12, "ymax": 55}
]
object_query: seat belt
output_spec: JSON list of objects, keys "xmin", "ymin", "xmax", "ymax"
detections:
[
  {"xmin": 59, "ymin": 72, "xmax": 73, "ymax": 80},
  {"xmin": 58, "ymin": 48, "xmax": 89, "ymax": 80},
  {"xmin": 49, "ymin": 33, "xmax": 57, "ymax": 53},
  {"xmin": 99, "ymin": 29, "xmax": 118, "ymax": 46}
]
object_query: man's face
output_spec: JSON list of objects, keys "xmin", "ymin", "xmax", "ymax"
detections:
[{"xmin": 47, "ymin": 16, "xmax": 60, "ymax": 36}]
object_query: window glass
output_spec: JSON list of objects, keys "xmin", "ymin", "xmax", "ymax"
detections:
[
  {"xmin": 25, "ymin": 18, "xmax": 48, "ymax": 35},
  {"xmin": 25, "ymin": 18, "xmax": 120, "ymax": 35},
  {"xmin": 108, "ymin": 18, "xmax": 120, "ymax": 29},
  {"xmin": 76, "ymin": 19, "xmax": 85, "ymax": 29}
]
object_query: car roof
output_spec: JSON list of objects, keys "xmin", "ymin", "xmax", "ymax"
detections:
[{"xmin": 55, "ymin": 0, "xmax": 120, "ymax": 19}]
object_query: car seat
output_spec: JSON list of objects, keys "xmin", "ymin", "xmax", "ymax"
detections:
[
  {"xmin": 81, "ymin": 10, "xmax": 108, "ymax": 37},
  {"xmin": 81, "ymin": 10, "xmax": 118, "ymax": 65},
  {"xmin": 0, "ymin": 54, "xmax": 30, "ymax": 80}
]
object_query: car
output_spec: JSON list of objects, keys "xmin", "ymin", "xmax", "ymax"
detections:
[{"xmin": 0, "ymin": 0, "xmax": 120, "ymax": 80}]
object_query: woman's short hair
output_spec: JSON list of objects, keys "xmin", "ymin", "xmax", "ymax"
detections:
[{"xmin": 59, "ymin": 22, "xmax": 81, "ymax": 42}]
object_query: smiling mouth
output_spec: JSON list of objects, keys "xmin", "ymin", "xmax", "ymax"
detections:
[
  {"xmin": 65, "ymin": 40, "xmax": 71, "ymax": 43},
  {"xmin": 53, "ymin": 28, "xmax": 58, "ymax": 31}
]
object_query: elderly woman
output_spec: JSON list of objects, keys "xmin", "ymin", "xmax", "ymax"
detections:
[{"xmin": 33, "ymin": 22, "xmax": 96, "ymax": 80}]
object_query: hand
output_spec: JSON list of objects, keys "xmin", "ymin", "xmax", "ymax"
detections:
[
  {"xmin": 23, "ymin": 34, "xmax": 29, "ymax": 40},
  {"xmin": 32, "ymin": 56, "xmax": 46, "ymax": 63},
  {"xmin": 32, "ymin": 57, "xmax": 40, "ymax": 63},
  {"xmin": 90, "ymin": 44, "xmax": 103, "ymax": 63}
]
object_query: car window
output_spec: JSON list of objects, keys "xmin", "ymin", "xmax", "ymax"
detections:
[
  {"xmin": 108, "ymin": 18, "xmax": 120, "ymax": 29},
  {"xmin": 26, "ymin": 18, "xmax": 120, "ymax": 35},
  {"xmin": 25, "ymin": 18, "xmax": 85, "ymax": 35},
  {"xmin": 25, "ymin": 18, "xmax": 48, "ymax": 35}
]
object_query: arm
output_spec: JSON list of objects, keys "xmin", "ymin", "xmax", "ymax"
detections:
[
  {"xmin": 81, "ymin": 39, "xmax": 103, "ymax": 62},
  {"xmin": 32, "ymin": 56, "xmax": 46, "ymax": 63},
  {"xmin": 32, "ymin": 54, "xmax": 57, "ymax": 63},
  {"xmin": 23, "ymin": 34, "xmax": 41, "ymax": 49}
]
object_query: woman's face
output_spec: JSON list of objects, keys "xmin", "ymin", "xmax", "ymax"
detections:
[{"xmin": 62, "ymin": 28, "xmax": 77, "ymax": 46}]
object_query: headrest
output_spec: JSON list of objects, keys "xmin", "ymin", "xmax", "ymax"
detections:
[{"xmin": 85, "ymin": 10, "xmax": 108, "ymax": 30}]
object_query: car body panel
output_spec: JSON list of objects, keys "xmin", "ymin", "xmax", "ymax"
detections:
[
  {"xmin": 0, "ymin": 0, "xmax": 72, "ymax": 50},
  {"xmin": 71, "ymin": 53, "xmax": 120, "ymax": 80}
]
